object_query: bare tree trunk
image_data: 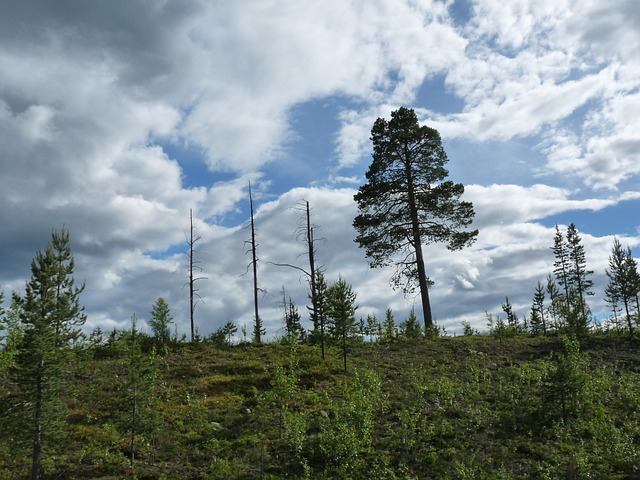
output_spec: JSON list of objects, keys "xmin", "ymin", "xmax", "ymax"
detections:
[
  {"xmin": 249, "ymin": 183, "xmax": 262, "ymax": 343},
  {"xmin": 305, "ymin": 202, "xmax": 326, "ymax": 359},
  {"xmin": 265, "ymin": 200, "xmax": 325, "ymax": 352},
  {"xmin": 189, "ymin": 209, "xmax": 195, "ymax": 341},
  {"xmin": 186, "ymin": 209, "xmax": 206, "ymax": 342},
  {"xmin": 307, "ymin": 202, "xmax": 316, "ymax": 322}
]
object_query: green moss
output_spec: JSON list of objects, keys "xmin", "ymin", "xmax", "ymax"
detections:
[{"xmin": 2, "ymin": 336, "xmax": 640, "ymax": 478}]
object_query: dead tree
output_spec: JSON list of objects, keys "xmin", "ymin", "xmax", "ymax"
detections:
[
  {"xmin": 186, "ymin": 209, "xmax": 207, "ymax": 341},
  {"xmin": 246, "ymin": 183, "xmax": 264, "ymax": 343},
  {"xmin": 269, "ymin": 200, "xmax": 327, "ymax": 358},
  {"xmin": 302, "ymin": 201, "xmax": 326, "ymax": 358},
  {"xmin": 305, "ymin": 202, "xmax": 318, "ymax": 323}
]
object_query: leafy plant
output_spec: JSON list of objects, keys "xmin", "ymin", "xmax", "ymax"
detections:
[{"xmin": 542, "ymin": 336, "xmax": 590, "ymax": 425}]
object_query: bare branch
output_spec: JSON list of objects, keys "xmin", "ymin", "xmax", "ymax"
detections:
[{"xmin": 266, "ymin": 261, "xmax": 311, "ymax": 278}]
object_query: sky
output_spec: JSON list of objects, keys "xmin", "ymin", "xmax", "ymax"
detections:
[{"xmin": 1, "ymin": 0, "xmax": 639, "ymax": 338}]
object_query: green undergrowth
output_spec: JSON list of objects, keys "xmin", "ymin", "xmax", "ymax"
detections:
[{"xmin": 2, "ymin": 335, "xmax": 640, "ymax": 479}]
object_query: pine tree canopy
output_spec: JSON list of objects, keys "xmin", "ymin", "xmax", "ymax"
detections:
[{"xmin": 353, "ymin": 107, "xmax": 477, "ymax": 327}]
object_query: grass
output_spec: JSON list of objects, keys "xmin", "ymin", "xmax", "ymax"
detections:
[{"xmin": 2, "ymin": 334, "xmax": 640, "ymax": 479}]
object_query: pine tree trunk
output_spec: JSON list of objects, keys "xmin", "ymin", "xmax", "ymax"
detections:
[
  {"xmin": 405, "ymin": 150, "xmax": 433, "ymax": 329},
  {"xmin": 342, "ymin": 327, "xmax": 347, "ymax": 372},
  {"xmin": 31, "ymin": 366, "xmax": 44, "ymax": 480},
  {"xmin": 249, "ymin": 183, "xmax": 261, "ymax": 343},
  {"xmin": 130, "ymin": 386, "xmax": 137, "ymax": 471},
  {"xmin": 623, "ymin": 298, "xmax": 633, "ymax": 336},
  {"xmin": 31, "ymin": 421, "xmax": 42, "ymax": 480},
  {"xmin": 415, "ymin": 243, "xmax": 433, "ymax": 329}
]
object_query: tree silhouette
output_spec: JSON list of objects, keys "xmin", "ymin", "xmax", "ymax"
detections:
[{"xmin": 354, "ymin": 107, "xmax": 477, "ymax": 329}]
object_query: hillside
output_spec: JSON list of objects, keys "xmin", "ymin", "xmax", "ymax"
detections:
[{"xmin": 2, "ymin": 334, "xmax": 640, "ymax": 479}]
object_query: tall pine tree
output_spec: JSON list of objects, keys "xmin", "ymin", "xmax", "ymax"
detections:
[
  {"xmin": 551, "ymin": 224, "xmax": 593, "ymax": 337},
  {"xmin": 566, "ymin": 224, "xmax": 593, "ymax": 337},
  {"xmin": 552, "ymin": 224, "xmax": 572, "ymax": 317},
  {"xmin": 353, "ymin": 107, "xmax": 477, "ymax": 329},
  {"xmin": 11, "ymin": 226, "xmax": 86, "ymax": 480}
]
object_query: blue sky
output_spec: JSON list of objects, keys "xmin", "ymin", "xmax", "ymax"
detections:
[{"xmin": 1, "ymin": 0, "xmax": 639, "ymax": 338}]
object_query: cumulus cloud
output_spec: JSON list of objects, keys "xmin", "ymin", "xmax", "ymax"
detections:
[
  {"xmin": 465, "ymin": 184, "xmax": 616, "ymax": 230},
  {"xmin": 545, "ymin": 92, "xmax": 640, "ymax": 189},
  {"xmin": 0, "ymin": 0, "xmax": 639, "ymax": 339}
]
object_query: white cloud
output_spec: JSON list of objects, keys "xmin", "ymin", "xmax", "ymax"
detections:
[
  {"xmin": 465, "ymin": 184, "xmax": 615, "ymax": 229},
  {"xmin": 1, "ymin": 0, "xmax": 640, "ymax": 340},
  {"xmin": 572, "ymin": 93, "xmax": 640, "ymax": 189},
  {"xmin": 418, "ymin": 0, "xmax": 640, "ymax": 191},
  {"xmin": 469, "ymin": 0, "xmax": 570, "ymax": 51},
  {"xmin": 560, "ymin": 0, "xmax": 640, "ymax": 63}
]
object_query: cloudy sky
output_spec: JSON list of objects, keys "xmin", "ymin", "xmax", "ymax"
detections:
[{"xmin": 1, "ymin": 0, "xmax": 639, "ymax": 338}]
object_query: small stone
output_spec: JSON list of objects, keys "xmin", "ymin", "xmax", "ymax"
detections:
[{"xmin": 211, "ymin": 421, "xmax": 223, "ymax": 431}]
